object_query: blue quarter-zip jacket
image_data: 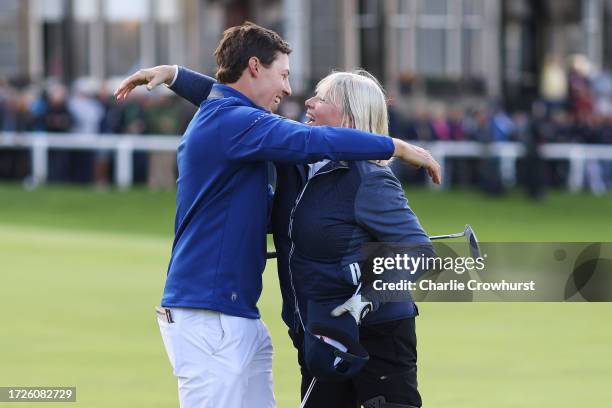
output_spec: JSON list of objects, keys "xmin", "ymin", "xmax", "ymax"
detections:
[{"xmin": 162, "ymin": 68, "xmax": 394, "ymax": 318}]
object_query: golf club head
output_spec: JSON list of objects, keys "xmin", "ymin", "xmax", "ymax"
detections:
[{"xmin": 464, "ymin": 224, "xmax": 482, "ymax": 259}]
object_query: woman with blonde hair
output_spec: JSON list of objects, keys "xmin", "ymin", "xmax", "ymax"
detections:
[
  {"xmin": 288, "ymin": 69, "xmax": 431, "ymax": 408},
  {"xmin": 117, "ymin": 66, "xmax": 432, "ymax": 408}
]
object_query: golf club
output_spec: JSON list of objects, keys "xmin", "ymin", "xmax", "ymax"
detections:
[
  {"xmin": 430, "ymin": 224, "xmax": 482, "ymax": 259},
  {"xmin": 267, "ymin": 224, "xmax": 481, "ymax": 259}
]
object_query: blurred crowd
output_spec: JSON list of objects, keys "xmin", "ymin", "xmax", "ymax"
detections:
[
  {"xmin": 280, "ymin": 57, "xmax": 612, "ymax": 197},
  {"xmin": 0, "ymin": 79, "xmax": 196, "ymax": 189},
  {"xmin": 1, "ymin": 54, "xmax": 612, "ymax": 196},
  {"xmin": 383, "ymin": 55, "xmax": 612, "ymax": 146}
]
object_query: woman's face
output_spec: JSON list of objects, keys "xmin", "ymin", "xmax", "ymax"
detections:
[{"xmin": 304, "ymin": 93, "xmax": 344, "ymax": 127}]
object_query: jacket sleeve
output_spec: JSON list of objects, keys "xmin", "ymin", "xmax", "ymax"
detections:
[
  {"xmin": 169, "ymin": 66, "xmax": 216, "ymax": 107},
  {"xmin": 222, "ymin": 108, "xmax": 395, "ymax": 163},
  {"xmin": 354, "ymin": 169, "xmax": 434, "ymax": 296},
  {"xmin": 354, "ymin": 170, "xmax": 431, "ymax": 244}
]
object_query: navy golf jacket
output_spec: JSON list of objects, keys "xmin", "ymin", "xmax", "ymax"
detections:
[
  {"xmin": 162, "ymin": 68, "xmax": 395, "ymax": 319},
  {"xmin": 169, "ymin": 68, "xmax": 432, "ymax": 330},
  {"xmin": 288, "ymin": 160, "xmax": 433, "ymax": 328}
]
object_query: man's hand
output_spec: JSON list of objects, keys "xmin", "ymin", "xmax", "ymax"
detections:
[
  {"xmin": 392, "ymin": 139, "xmax": 442, "ymax": 184},
  {"xmin": 331, "ymin": 293, "xmax": 374, "ymax": 325},
  {"xmin": 114, "ymin": 65, "xmax": 177, "ymax": 101}
]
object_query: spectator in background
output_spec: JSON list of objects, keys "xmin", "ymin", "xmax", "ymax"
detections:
[
  {"xmin": 390, "ymin": 103, "xmax": 433, "ymax": 183},
  {"xmin": 568, "ymin": 54, "xmax": 594, "ymax": 124},
  {"xmin": 478, "ymin": 106, "xmax": 507, "ymax": 195},
  {"xmin": 120, "ymin": 93, "xmax": 149, "ymax": 183},
  {"xmin": 471, "ymin": 107, "xmax": 490, "ymax": 142},
  {"xmin": 388, "ymin": 99, "xmax": 421, "ymax": 185},
  {"xmin": 69, "ymin": 79, "xmax": 105, "ymax": 134},
  {"xmin": 146, "ymin": 93, "xmax": 181, "ymax": 191},
  {"xmin": 45, "ymin": 84, "xmax": 74, "ymax": 183},
  {"xmin": 592, "ymin": 70, "xmax": 612, "ymax": 117},
  {"xmin": 1, "ymin": 84, "xmax": 32, "ymax": 132},
  {"xmin": 386, "ymin": 90, "xmax": 410, "ymax": 141},
  {"xmin": 95, "ymin": 86, "xmax": 120, "ymax": 188},
  {"xmin": 45, "ymin": 84, "xmax": 73, "ymax": 133},
  {"xmin": 406, "ymin": 104, "xmax": 432, "ymax": 142},
  {"xmin": 429, "ymin": 104, "xmax": 450, "ymax": 140},
  {"xmin": 521, "ymin": 102, "xmax": 548, "ymax": 200},
  {"xmin": 447, "ymin": 107, "xmax": 472, "ymax": 186},
  {"xmin": 0, "ymin": 83, "xmax": 32, "ymax": 179},
  {"xmin": 489, "ymin": 105, "xmax": 516, "ymax": 142},
  {"xmin": 68, "ymin": 79, "xmax": 105, "ymax": 183},
  {"xmin": 550, "ymin": 110, "xmax": 573, "ymax": 143},
  {"xmin": 565, "ymin": 57, "xmax": 611, "ymax": 194},
  {"xmin": 0, "ymin": 82, "xmax": 14, "ymax": 130},
  {"xmin": 461, "ymin": 107, "xmax": 480, "ymax": 141},
  {"xmin": 583, "ymin": 114, "xmax": 607, "ymax": 195},
  {"xmin": 601, "ymin": 115, "xmax": 612, "ymax": 190},
  {"xmin": 29, "ymin": 88, "xmax": 48, "ymax": 132},
  {"xmin": 540, "ymin": 54, "xmax": 567, "ymax": 112},
  {"xmin": 447, "ymin": 107, "xmax": 466, "ymax": 141}
]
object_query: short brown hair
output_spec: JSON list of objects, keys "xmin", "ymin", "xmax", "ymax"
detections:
[{"xmin": 214, "ymin": 22, "xmax": 292, "ymax": 84}]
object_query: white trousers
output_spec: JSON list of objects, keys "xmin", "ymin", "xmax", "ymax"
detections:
[{"xmin": 158, "ymin": 308, "xmax": 276, "ymax": 408}]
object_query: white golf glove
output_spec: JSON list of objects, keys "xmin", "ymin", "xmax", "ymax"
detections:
[{"xmin": 330, "ymin": 293, "xmax": 374, "ymax": 325}]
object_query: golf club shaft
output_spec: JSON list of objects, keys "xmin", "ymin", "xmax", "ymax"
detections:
[
  {"xmin": 267, "ymin": 230, "xmax": 468, "ymax": 259},
  {"xmin": 429, "ymin": 232, "xmax": 466, "ymax": 240},
  {"xmin": 300, "ymin": 378, "xmax": 317, "ymax": 408}
]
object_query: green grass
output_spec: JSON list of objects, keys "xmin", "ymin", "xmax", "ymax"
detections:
[{"xmin": 0, "ymin": 184, "xmax": 611, "ymax": 407}]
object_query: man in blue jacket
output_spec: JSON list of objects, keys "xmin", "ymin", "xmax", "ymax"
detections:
[{"xmin": 116, "ymin": 22, "xmax": 440, "ymax": 408}]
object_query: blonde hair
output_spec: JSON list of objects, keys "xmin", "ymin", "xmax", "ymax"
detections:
[{"xmin": 315, "ymin": 70, "xmax": 391, "ymax": 165}]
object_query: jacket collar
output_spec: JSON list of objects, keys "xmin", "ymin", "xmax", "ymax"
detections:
[
  {"xmin": 315, "ymin": 160, "xmax": 350, "ymax": 176},
  {"xmin": 208, "ymin": 84, "xmax": 267, "ymax": 111},
  {"xmin": 296, "ymin": 161, "xmax": 347, "ymax": 184}
]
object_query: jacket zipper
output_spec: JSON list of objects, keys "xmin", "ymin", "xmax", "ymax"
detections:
[{"xmin": 287, "ymin": 165, "xmax": 346, "ymax": 331}]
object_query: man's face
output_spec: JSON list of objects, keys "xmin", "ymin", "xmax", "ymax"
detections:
[{"xmin": 254, "ymin": 52, "xmax": 292, "ymax": 112}]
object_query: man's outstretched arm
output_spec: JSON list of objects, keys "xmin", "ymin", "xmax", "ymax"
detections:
[
  {"xmin": 221, "ymin": 108, "xmax": 441, "ymax": 183},
  {"xmin": 170, "ymin": 66, "xmax": 215, "ymax": 106},
  {"xmin": 114, "ymin": 65, "xmax": 215, "ymax": 107}
]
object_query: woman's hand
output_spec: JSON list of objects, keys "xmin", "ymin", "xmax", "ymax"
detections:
[
  {"xmin": 392, "ymin": 139, "xmax": 442, "ymax": 184},
  {"xmin": 114, "ymin": 65, "xmax": 177, "ymax": 101}
]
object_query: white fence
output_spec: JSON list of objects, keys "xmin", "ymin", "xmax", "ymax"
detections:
[{"xmin": 2, "ymin": 132, "xmax": 612, "ymax": 191}]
